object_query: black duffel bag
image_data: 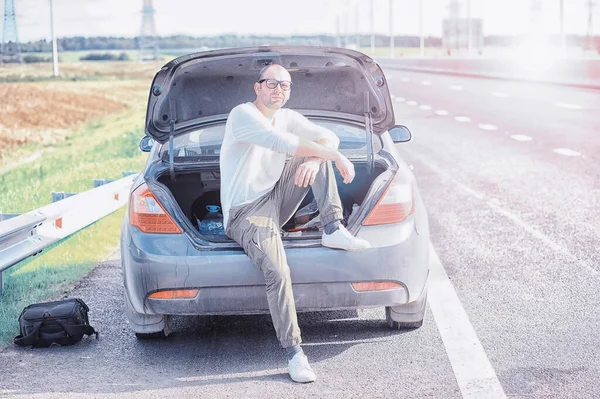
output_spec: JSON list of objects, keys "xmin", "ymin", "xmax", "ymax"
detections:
[{"xmin": 14, "ymin": 298, "xmax": 98, "ymax": 348}]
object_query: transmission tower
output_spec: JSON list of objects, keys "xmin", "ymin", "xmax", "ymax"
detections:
[
  {"xmin": 1, "ymin": 0, "xmax": 22, "ymax": 63},
  {"xmin": 139, "ymin": 0, "xmax": 159, "ymax": 61}
]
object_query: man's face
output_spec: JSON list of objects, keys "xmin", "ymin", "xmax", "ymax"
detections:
[{"xmin": 254, "ymin": 66, "xmax": 292, "ymax": 111}]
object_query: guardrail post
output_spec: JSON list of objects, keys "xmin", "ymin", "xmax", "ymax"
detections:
[
  {"xmin": 122, "ymin": 171, "xmax": 137, "ymax": 177},
  {"xmin": 93, "ymin": 179, "xmax": 115, "ymax": 188},
  {"xmin": 51, "ymin": 192, "xmax": 78, "ymax": 203},
  {"xmin": 0, "ymin": 213, "xmax": 20, "ymax": 222}
]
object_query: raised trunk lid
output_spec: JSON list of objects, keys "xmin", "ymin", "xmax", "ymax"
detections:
[{"xmin": 145, "ymin": 46, "xmax": 395, "ymax": 145}]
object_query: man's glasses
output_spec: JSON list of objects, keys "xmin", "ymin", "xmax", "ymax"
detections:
[{"xmin": 258, "ymin": 79, "xmax": 293, "ymax": 91}]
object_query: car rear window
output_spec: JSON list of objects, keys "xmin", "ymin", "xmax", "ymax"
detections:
[{"xmin": 158, "ymin": 119, "xmax": 380, "ymax": 163}]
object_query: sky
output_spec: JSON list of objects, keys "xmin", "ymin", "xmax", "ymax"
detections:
[{"xmin": 1, "ymin": 0, "xmax": 598, "ymax": 43}]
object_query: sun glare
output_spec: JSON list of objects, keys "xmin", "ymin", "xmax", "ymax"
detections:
[{"xmin": 511, "ymin": 35, "xmax": 561, "ymax": 73}]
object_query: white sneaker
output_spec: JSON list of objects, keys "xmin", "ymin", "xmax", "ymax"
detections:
[
  {"xmin": 288, "ymin": 352, "xmax": 317, "ymax": 383},
  {"xmin": 322, "ymin": 226, "xmax": 371, "ymax": 251}
]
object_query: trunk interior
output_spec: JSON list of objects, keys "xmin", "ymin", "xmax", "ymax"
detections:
[{"xmin": 157, "ymin": 162, "xmax": 386, "ymax": 241}]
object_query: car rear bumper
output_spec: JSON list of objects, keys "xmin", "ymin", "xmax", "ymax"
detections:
[
  {"xmin": 121, "ymin": 221, "xmax": 429, "ymax": 316},
  {"xmin": 147, "ymin": 282, "xmax": 408, "ymax": 315}
]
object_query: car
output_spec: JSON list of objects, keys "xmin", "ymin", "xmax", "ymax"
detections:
[{"xmin": 120, "ymin": 46, "xmax": 430, "ymax": 338}]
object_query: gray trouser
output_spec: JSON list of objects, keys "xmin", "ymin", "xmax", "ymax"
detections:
[{"xmin": 225, "ymin": 157, "xmax": 343, "ymax": 348}]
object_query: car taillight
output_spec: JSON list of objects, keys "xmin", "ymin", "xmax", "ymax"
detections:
[
  {"xmin": 148, "ymin": 289, "xmax": 199, "ymax": 299},
  {"xmin": 129, "ymin": 183, "xmax": 182, "ymax": 234},
  {"xmin": 362, "ymin": 179, "xmax": 414, "ymax": 226}
]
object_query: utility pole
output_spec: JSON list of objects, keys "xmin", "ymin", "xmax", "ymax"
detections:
[
  {"xmin": 419, "ymin": 0, "xmax": 424, "ymax": 56},
  {"xmin": 529, "ymin": 0, "xmax": 542, "ymax": 36},
  {"xmin": 449, "ymin": 0, "xmax": 460, "ymax": 53},
  {"xmin": 50, "ymin": 0, "xmax": 59, "ymax": 77},
  {"xmin": 560, "ymin": 0, "xmax": 566, "ymax": 57},
  {"xmin": 467, "ymin": 0, "xmax": 472, "ymax": 56},
  {"xmin": 369, "ymin": 0, "xmax": 375, "ymax": 55},
  {"xmin": 344, "ymin": 8, "xmax": 349, "ymax": 47},
  {"xmin": 585, "ymin": 0, "xmax": 597, "ymax": 52},
  {"xmin": 389, "ymin": 0, "xmax": 394, "ymax": 57},
  {"xmin": 336, "ymin": 14, "xmax": 342, "ymax": 47},
  {"xmin": 355, "ymin": 3, "xmax": 360, "ymax": 49}
]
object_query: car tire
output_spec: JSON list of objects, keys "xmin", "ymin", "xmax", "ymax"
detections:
[
  {"xmin": 135, "ymin": 331, "xmax": 169, "ymax": 340},
  {"xmin": 385, "ymin": 288, "xmax": 427, "ymax": 330}
]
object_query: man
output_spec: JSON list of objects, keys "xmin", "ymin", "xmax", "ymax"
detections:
[{"xmin": 219, "ymin": 64, "xmax": 370, "ymax": 383}]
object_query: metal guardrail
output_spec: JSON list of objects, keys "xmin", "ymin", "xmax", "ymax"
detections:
[{"xmin": 0, "ymin": 174, "xmax": 138, "ymax": 292}]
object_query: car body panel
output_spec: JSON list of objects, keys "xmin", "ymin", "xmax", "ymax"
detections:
[{"xmin": 121, "ymin": 215, "xmax": 429, "ymax": 316}]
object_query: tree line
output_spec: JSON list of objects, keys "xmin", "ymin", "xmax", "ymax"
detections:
[
  {"xmin": 10, "ymin": 34, "xmax": 445, "ymax": 53},
  {"xmin": 4, "ymin": 33, "xmax": 597, "ymax": 54}
]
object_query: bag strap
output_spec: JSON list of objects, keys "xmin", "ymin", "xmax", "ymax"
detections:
[
  {"xmin": 13, "ymin": 321, "xmax": 43, "ymax": 347},
  {"xmin": 55, "ymin": 320, "xmax": 98, "ymax": 339}
]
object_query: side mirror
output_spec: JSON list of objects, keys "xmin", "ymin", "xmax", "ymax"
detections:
[
  {"xmin": 389, "ymin": 125, "xmax": 412, "ymax": 143},
  {"xmin": 139, "ymin": 136, "xmax": 154, "ymax": 152}
]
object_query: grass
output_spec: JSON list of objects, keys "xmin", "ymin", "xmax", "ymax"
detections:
[
  {"xmin": 0, "ymin": 117, "xmax": 147, "ymax": 213},
  {"xmin": 0, "ymin": 209, "xmax": 126, "ymax": 345},
  {"xmin": 0, "ymin": 63, "xmax": 151, "ymax": 346},
  {"xmin": 25, "ymin": 50, "xmax": 161, "ymax": 63}
]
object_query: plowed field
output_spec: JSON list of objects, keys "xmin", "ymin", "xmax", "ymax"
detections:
[{"xmin": 0, "ymin": 61, "xmax": 158, "ymax": 149}]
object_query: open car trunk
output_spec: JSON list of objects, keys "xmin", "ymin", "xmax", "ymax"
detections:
[{"xmin": 156, "ymin": 161, "xmax": 388, "ymax": 242}]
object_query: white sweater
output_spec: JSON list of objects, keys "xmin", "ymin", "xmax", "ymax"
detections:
[{"xmin": 220, "ymin": 102, "xmax": 337, "ymax": 229}]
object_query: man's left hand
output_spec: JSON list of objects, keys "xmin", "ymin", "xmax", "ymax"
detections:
[{"xmin": 295, "ymin": 159, "xmax": 321, "ymax": 187}]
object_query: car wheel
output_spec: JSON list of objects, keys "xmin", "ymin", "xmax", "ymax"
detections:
[{"xmin": 385, "ymin": 289, "xmax": 427, "ymax": 330}]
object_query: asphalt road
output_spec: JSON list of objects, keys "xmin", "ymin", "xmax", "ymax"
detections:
[{"xmin": 0, "ymin": 69, "xmax": 599, "ymax": 398}]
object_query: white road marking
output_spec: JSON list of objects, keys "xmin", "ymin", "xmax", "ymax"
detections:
[
  {"xmin": 455, "ymin": 116, "xmax": 471, "ymax": 122},
  {"xmin": 401, "ymin": 77, "xmax": 410, "ymax": 82},
  {"xmin": 491, "ymin": 92, "xmax": 508, "ymax": 97},
  {"xmin": 386, "ymin": 75, "xmax": 393, "ymax": 80},
  {"xmin": 429, "ymin": 245, "xmax": 508, "ymax": 399},
  {"xmin": 395, "ymin": 97, "xmax": 406, "ymax": 102},
  {"xmin": 555, "ymin": 102, "xmax": 583, "ymax": 110},
  {"xmin": 554, "ymin": 148, "xmax": 581, "ymax": 157},
  {"xmin": 487, "ymin": 200, "xmax": 597, "ymax": 275},
  {"xmin": 420, "ymin": 105, "xmax": 432, "ymax": 110},
  {"xmin": 407, "ymin": 100, "xmax": 418, "ymax": 106},
  {"xmin": 450, "ymin": 85, "xmax": 463, "ymax": 91},
  {"xmin": 390, "ymin": 94, "xmax": 396, "ymax": 99},
  {"xmin": 410, "ymin": 153, "xmax": 598, "ymax": 276},
  {"xmin": 510, "ymin": 135, "xmax": 533, "ymax": 142},
  {"xmin": 435, "ymin": 110, "xmax": 450, "ymax": 116},
  {"xmin": 422, "ymin": 80, "xmax": 432, "ymax": 86},
  {"xmin": 478, "ymin": 124, "xmax": 498, "ymax": 131}
]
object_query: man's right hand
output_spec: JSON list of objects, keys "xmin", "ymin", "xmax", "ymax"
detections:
[{"xmin": 334, "ymin": 153, "xmax": 355, "ymax": 184}]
